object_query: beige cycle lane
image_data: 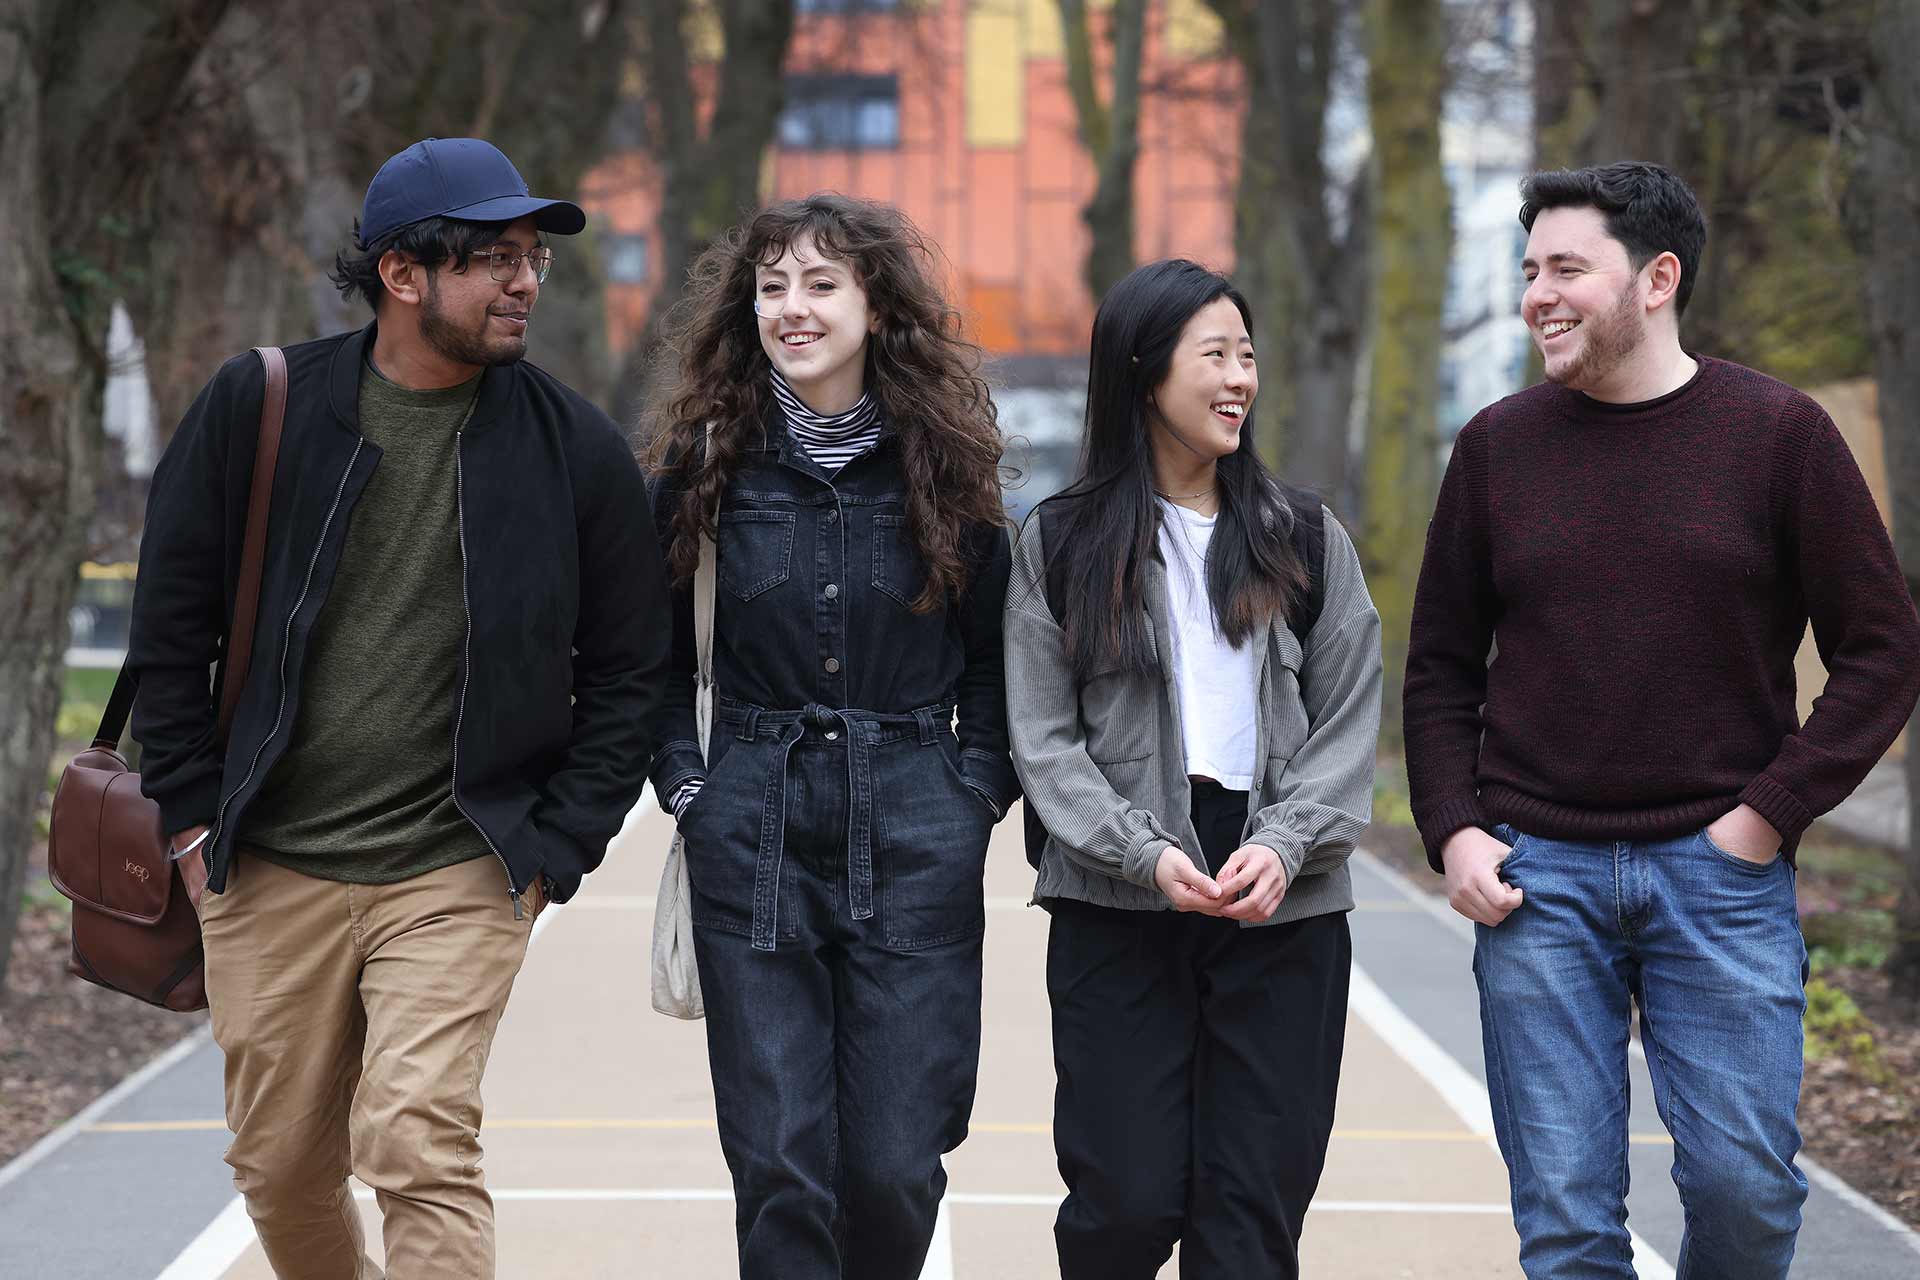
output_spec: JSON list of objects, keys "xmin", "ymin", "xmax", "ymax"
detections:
[{"xmin": 218, "ymin": 800, "xmax": 1522, "ymax": 1278}]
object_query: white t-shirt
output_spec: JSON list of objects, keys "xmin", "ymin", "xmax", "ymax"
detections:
[{"xmin": 1156, "ymin": 500, "xmax": 1260, "ymax": 789}]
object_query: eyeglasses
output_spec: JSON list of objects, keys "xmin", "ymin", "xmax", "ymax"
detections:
[{"xmin": 471, "ymin": 246, "xmax": 554, "ymax": 284}]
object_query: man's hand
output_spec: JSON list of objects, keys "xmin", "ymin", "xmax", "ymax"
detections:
[
  {"xmin": 171, "ymin": 824, "xmax": 211, "ymax": 913},
  {"xmin": 1442, "ymin": 826, "xmax": 1523, "ymax": 927},
  {"xmin": 1214, "ymin": 844, "xmax": 1288, "ymax": 922},
  {"xmin": 1705, "ymin": 804, "xmax": 1782, "ymax": 864},
  {"xmin": 1154, "ymin": 846, "xmax": 1223, "ymax": 914}
]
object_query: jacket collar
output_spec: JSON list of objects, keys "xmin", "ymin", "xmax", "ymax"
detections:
[{"xmin": 327, "ymin": 321, "xmax": 519, "ymax": 436}]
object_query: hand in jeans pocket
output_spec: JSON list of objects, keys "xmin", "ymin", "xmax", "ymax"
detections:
[
  {"xmin": 1704, "ymin": 803, "xmax": 1782, "ymax": 864},
  {"xmin": 1442, "ymin": 824, "xmax": 1524, "ymax": 926}
]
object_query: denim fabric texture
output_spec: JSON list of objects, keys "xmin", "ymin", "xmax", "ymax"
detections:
[
  {"xmin": 1474, "ymin": 824, "xmax": 1809, "ymax": 1280},
  {"xmin": 688, "ymin": 710, "xmax": 989, "ymax": 1279},
  {"xmin": 649, "ymin": 421, "xmax": 1018, "ymax": 821},
  {"xmin": 651, "ymin": 418, "xmax": 1011, "ymax": 1279}
]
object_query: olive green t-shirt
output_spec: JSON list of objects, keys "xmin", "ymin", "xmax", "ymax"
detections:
[{"xmin": 241, "ymin": 360, "xmax": 488, "ymax": 883}]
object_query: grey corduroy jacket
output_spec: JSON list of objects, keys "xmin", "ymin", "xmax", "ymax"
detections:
[{"xmin": 1004, "ymin": 504, "xmax": 1382, "ymax": 925}]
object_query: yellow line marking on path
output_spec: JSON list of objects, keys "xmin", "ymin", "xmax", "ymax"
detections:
[{"xmin": 88, "ymin": 1118, "xmax": 1675, "ymax": 1145}]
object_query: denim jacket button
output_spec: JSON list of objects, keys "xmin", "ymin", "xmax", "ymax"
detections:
[
  {"xmin": 825, "ymin": 730, "xmax": 839, "ymax": 741},
  {"xmin": 824, "ymin": 657, "xmax": 841, "ymax": 673},
  {"xmin": 824, "ymin": 583, "xmax": 839, "ymax": 599},
  {"xmin": 824, "ymin": 509, "xmax": 839, "ymax": 523}
]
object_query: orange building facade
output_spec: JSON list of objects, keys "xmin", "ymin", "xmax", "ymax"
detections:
[{"xmin": 580, "ymin": 0, "xmax": 1243, "ymax": 369}]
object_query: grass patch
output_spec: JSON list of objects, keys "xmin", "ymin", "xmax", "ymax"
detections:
[{"xmin": 56, "ymin": 666, "xmax": 118, "ymax": 743}]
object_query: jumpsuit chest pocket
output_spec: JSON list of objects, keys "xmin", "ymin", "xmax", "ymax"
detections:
[
  {"xmin": 871, "ymin": 513, "xmax": 928, "ymax": 608},
  {"xmin": 719, "ymin": 510, "xmax": 796, "ymax": 602}
]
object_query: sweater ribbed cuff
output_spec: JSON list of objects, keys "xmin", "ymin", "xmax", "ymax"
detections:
[
  {"xmin": 1738, "ymin": 774, "xmax": 1814, "ymax": 843},
  {"xmin": 1415, "ymin": 795, "xmax": 1489, "ymax": 874}
]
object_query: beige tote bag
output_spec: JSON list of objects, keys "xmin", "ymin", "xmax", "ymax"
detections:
[{"xmin": 650, "ymin": 530, "xmax": 714, "ymax": 1019}]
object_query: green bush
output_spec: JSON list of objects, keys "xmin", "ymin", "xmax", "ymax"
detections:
[{"xmin": 1804, "ymin": 978, "xmax": 1895, "ymax": 1088}]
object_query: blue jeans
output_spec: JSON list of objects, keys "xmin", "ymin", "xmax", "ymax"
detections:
[{"xmin": 1473, "ymin": 825, "xmax": 1808, "ymax": 1279}]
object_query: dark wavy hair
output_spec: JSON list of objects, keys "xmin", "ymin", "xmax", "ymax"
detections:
[
  {"xmin": 328, "ymin": 215, "xmax": 511, "ymax": 312},
  {"xmin": 1038, "ymin": 258, "xmax": 1308, "ymax": 682},
  {"xmin": 1518, "ymin": 162, "xmax": 1707, "ymax": 315},
  {"xmin": 643, "ymin": 193, "xmax": 1005, "ymax": 610}
]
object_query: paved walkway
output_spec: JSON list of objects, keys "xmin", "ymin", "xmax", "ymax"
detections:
[{"xmin": 4, "ymin": 800, "xmax": 1918, "ymax": 1277}]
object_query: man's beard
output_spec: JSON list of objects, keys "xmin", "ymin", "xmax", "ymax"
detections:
[
  {"xmin": 1546, "ymin": 281, "xmax": 1645, "ymax": 390},
  {"xmin": 420, "ymin": 278, "xmax": 527, "ymax": 367}
]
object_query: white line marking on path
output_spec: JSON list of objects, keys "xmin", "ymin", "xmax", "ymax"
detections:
[
  {"xmin": 151, "ymin": 1197, "xmax": 253, "ymax": 1280},
  {"xmin": 1351, "ymin": 876, "xmax": 1681, "ymax": 1279},
  {"xmin": 1803, "ymin": 1156, "xmax": 1920, "ymax": 1258},
  {"xmin": 149, "ymin": 899, "xmax": 573, "ymax": 1280},
  {"xmin": 561, "ymin": 894, "xmax": 1037, "ymax": 912},
  {"xmin": 1348, "ymin": 963, "xmax": 1495, "ymax": 1137},
  {"xmin": 0, "ymin": 1025, "xmax": 212, "ymax": 1194}
]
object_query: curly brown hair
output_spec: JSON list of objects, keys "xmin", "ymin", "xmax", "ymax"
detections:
[{"xmin": 642, "ymin": 193, "xmax": 1006, "ymax": 612}]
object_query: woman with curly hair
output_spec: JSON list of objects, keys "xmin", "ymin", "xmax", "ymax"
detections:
[{"xmin": 642, "ymin": 193, "xmax": 1016, "ymax": 1279}]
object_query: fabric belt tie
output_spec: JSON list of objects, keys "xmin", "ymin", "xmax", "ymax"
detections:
[{"xmin": 725, "ymin": 699, "xmax": 947, "ymax": 952}]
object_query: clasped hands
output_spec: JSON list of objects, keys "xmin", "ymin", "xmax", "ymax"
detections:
[{"xmin": 1154, "ymin": 843, "xmax": 1288, "ymax": 922}]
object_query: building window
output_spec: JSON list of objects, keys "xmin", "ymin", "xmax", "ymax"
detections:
[
  {"xmin": 778, "ymin": 74, "xmax": 900, "ymax": 150},
  {"xmin": 606, "ymin": 234, "xmax": 649, "ymax": 284}
]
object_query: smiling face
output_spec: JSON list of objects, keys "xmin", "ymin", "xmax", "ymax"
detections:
[
  {"xmin": 415, "ymin": 215, "xmax": 543, "ymax": 368},
  {"xmin": 1521, "ymin": 205, "xmax": 1656, "ymax": 392},
  {"xmin": 1148, "ymin": 295, "xmax": 1257, "ymax": 463},
  {"xmin": 753, "ymin": 232, "xmax": 878, "ymax": 414}
]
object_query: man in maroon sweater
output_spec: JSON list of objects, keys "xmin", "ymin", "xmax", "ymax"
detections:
[{"xmin": 1404, "ymin": 161, "xmax": 1920, "ymax": 1279}]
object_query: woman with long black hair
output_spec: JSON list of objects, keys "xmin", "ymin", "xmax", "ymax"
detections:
[
  {"xmin": 643, "ymin": 194, "xmax": 1016, "ymax": 1279},
  {"xmin": 1006, "ymin": 258, "xmax": 1382, "ymax": 1278}
]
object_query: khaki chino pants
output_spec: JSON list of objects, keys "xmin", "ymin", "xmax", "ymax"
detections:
[{"xmin": 199, "ymin": 851, "xmax": 541, "ymax": 1280}]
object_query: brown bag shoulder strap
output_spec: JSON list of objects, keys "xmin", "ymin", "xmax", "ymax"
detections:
[
  {"xmin": 97, "ymin": 347, "xmax": 287, "ymax": 751},
  {"xmin": 216, "ymin": 346, "xmax": 288, "ymax": 740}
]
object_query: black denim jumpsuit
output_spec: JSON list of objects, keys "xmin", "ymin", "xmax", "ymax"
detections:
[{"xmin": 649, "ymin": 416, "xmax": 1016, "ymax": 1280}]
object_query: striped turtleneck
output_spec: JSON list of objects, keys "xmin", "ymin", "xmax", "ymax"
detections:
[{"xmin": 771, "ymin": 368, "xmax": 883, "ymax": 472}]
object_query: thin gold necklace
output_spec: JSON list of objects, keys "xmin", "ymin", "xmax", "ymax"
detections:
[{"xmin": 1156, "ymin": 486, "xmax": 1216, "ymax": 501}]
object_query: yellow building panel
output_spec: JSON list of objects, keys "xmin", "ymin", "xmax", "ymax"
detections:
[
  {"xmin": 1025, "ymin": 0, "xmax": 1063, "ymax": 58},
  {"xmin": 687, "ymin": 0, "xmax": 722, "ymax": 63},
  {"xmin": 967, "ymin": 9, "xmax": 1025, "ymax": 147},
  {"xmin": 1167, "ymin": 0, "xmax": 1225, "ymax": 58}
]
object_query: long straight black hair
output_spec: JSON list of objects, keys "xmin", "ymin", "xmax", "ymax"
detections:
[{"xmin": 1040, "ymin": 258, "xmax": 1309, "ymax": 683}]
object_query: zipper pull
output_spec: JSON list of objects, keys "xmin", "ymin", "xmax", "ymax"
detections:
[{"xmin": 511, "ymin": 888, "xmax": 525, "ymax": 921}]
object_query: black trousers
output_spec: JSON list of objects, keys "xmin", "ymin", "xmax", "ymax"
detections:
[{"xmin": 1048, "ymin": 779, "xmax": 1352, "ymax": 1279}]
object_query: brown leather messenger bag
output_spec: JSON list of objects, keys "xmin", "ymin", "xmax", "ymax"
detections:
[{"xmin": 46, "ymin": 346, "xmax": 288, "ymax": 1011}]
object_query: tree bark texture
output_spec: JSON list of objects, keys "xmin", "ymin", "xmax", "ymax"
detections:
[
  {"xmin": 1360, "ymin": 0, "xmax": 1449, "ymax": 750},
  {"xmin": 1057, "ymin": 0, "xmax": 1147, "ymax": 303},
  {"xmin": 1529, "ymin": 0, "xmax": 1871, "ymax": 382},
  {"xmin": 1864, "ymin": 0, "xmax": 1920, "ymax": 997},
  {"xmin": 0, "ymin": 0, "xmax": 232, "ymax": 987},
  {"xmin": 613, "ymin": 0, "xmax": 797, "ymax": 420},
  {"xmin": 1205, "ymin": 0, "xmax": 1367, "ymax": 507}
]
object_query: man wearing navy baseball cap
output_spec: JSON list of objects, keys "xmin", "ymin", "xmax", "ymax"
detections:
[{"xmin": 128, "ymin": 138, "xmax": 670, "ymax": 1278}]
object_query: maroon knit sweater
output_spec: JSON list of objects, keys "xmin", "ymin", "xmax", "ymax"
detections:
[{"xmin": 1403, "ymin": 357, "xmax": 1920, "ymax": 869}]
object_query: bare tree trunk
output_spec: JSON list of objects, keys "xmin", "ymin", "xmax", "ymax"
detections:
[
  {"xmin": 0, "ymin": 0, "xmax": 231, "ymax": 987},
  {"xmin": 612, "ymin": 0, "xmax": 797, "ymax": 421},
  {"xmin": 1058, "ymin": 0, "xmax": 1147, "ymax": 302},
  {"xmin": 1207, "ymin": 0, "xmax": 1366, "ymax": 505},
  {"xmin": 1361, "ymin": 0, "xmax": 1449, "ymax": 751},
  {"xmin": 1865, "ymin": 0, "xmax": 1920, "ymax": 998}
]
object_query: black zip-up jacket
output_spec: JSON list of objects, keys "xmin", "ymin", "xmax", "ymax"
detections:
[{"xmin": 129, "ymin": 324, "xmax": 670, "ymax": 905}]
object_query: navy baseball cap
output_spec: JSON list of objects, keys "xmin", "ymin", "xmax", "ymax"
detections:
[{"xmin": 358, "ymin": 137, "xmax": 587, "ymax": 248}]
